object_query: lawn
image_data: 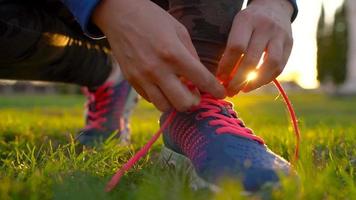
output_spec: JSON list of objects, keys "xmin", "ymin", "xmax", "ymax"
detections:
[{"xmin": 0, "ymin": 92, "xmax": 355, "ymax": 199}]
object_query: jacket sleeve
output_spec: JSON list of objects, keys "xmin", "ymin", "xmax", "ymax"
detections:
[
  {"xmin": 61, "ymin": 0, "xmax": 104, "ymax": 38},
  {"xmin": 248, "ymin": 0, "xmax": 298, "ymax": 22}
]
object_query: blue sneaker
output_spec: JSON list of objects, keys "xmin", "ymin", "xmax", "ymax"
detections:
[
  {"xmin": 160, "ymin": 94, "xmax": 291, "ymax": 192},
  {"xmin": 76, "ymin": 80, "xmax": 137, "ymax": 146}
]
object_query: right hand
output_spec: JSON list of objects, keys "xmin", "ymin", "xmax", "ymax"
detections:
[{"xmin": 93, "ymin": 0, "xmax": 225, "ymax": 112}]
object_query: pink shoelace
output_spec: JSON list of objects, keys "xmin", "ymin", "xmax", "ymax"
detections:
[
  {"xmin": 105, "ymin": 80, "xmax": 301, "ymax": 192},
  {"xmin": 83, "ymin": 82, "xmax": 114, "ymax": 130},
  {"xmin": 193, "ymin": 94, "xmax": 265, "ymax": 145}
]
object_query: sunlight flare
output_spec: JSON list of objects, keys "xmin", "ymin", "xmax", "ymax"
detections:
[{"xmin": 247, "ymin": 71, "xmax": 258, "ymax": 81}]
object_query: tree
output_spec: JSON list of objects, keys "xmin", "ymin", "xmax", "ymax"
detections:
[
  {"xmin": 317, "ymin": 3, "xmax": 348, "ymax": 86},
  {"xmin": 340, "ymin": 0, "xmax": 356, "ymax": 94}
]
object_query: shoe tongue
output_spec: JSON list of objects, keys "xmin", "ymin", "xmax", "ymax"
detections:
[{"xmin": 199, "ymin": 93, "xmax": 233, "ymax": 118}]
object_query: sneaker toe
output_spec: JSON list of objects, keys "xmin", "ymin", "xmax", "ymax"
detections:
[
  {"xmin": 197, "ymin": 135, "xmax": 291, "ymax": 191},
  {"xmin": 242, "ymin": 167, "xmax": 280, "ymax": 192}
]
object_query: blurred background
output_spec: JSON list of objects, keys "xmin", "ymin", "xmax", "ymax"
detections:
[
  {"xmin": 283, "ymin": 0, "xmax": 355, "ymax": 94},
  {"xmin": 0, "ymin": 1, "xmax": 355, "ymax": 199},
  {"xmin": 0, "ymin": 0, "xmax": 354, "ymax": 95}
]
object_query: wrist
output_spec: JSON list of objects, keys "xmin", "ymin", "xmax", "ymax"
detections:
[
  {"xmin": 92, "ymin": 0, "xmax": 115, "ymax": 33},
  {"xmin": 248, "ymin": 0, "xmax": 295, "ymax": 21},
  {"xmin": 278, "ymin": 0, "xmax": 294, "ymax": 19},
  {"xmin": 92, "ymin": 0, "xmax": 143, "ymax": 34}
]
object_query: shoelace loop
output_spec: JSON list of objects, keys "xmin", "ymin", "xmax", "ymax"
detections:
[
  {"xmin": 83, "ymin": 82, "xmax": 114, "ymax": 130},
  {"xmin": 105, "ymin": 79, "xmax": 301, "ymax": 192},
  {"xmin": 195, "ymin": 94, "xmax": 265, "ymax": 144}
]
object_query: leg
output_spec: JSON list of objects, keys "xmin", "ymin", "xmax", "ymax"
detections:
[
  {"xmin": 0, "ymin": 0, "xmax": 111, "ymax": 88},
  {"xmin": 159, "ymin": 0, "xmax": 292, "ymax": 192},
  {"xmin": 0, "ymin": 1, "xmax": 139, "ymax": 146},
  {"xmin": 168, "ymin": 0, "xmax": 244, "ymax": 73}
]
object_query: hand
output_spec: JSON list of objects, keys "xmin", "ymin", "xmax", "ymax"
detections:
[
  {"xmin": 217, "ymin": 0, "xmax": 294, "ymax": 96},
  {"xmin": 93, "ymin": 0, "xmax": 225, "ymax": 112}
]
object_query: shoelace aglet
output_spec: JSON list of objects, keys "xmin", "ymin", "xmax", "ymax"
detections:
[{"xmin": 105, "ymin": 111, "xmax": 177, "ymax": 192}]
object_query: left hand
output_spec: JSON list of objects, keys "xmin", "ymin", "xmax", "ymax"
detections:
[{"xmin": 217, "ymin": 0, "xmax": 294, "ymax": 96}]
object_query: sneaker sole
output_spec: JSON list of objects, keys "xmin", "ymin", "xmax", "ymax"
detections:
[
  {"xmin": 120, "ymin": 88, "xmax": 138, "ymax": 144},
  {"xmin": 159, "ymin": 146, "xmax": 224, "ymax": 193},
  {"xmin": 160, "ymin": 146, "xmax": 285, "ymax": 196}
]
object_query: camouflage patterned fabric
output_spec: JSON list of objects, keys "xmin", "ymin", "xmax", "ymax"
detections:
[
  {"xmin": 0, "ymin": 0, "xmax": 243, "ymax": 84},
  {"xmin": 168, "ymin": 0, "xmax": 244, "ymax": 73}
]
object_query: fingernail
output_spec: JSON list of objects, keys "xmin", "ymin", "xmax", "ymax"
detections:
[
  {"xmin": 243, "ymin": 85, "xmax": 257, "ymax": 93},
  {"xmin": 192, "ymin": 94, "xmax": 201, "ymax": 105},
  {"xmin": 227, "ymin": 89, "xmax": 239, "ymax": 97},
  {"xmin": 242, "ymin": 82, "xmax": 255, "ymax": 93},
  {"xmin": 191, "ymin": 88, "xmax": 201, "ymax": 105},
  {"xmin": 242, "ymin": 88, "xmax": 250, "ymax": 93},
  {"xmin": 217, "ymin": 85, "xmax": 227, "ymax": 98},
  {"xmin": 222, "ymin": 88, "xmax": 227, "ymax": 98}
]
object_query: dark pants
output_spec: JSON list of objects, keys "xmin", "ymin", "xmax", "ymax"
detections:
[{"xmin": 0, "ymin": 0, "xmax": 243, "ymax": 88}]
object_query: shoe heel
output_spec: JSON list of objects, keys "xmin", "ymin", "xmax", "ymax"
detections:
[{"xmin": 120, "ymin": 87, "xmax": 138, "ymax": 144}]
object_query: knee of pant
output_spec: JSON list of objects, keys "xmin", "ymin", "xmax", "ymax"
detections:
[
  {"xmin": 169, "ymin": 0, "xmax": 244, "ymax": 43},
  {"xmin": 0, "ymin": 4, "xmax": 43, "ymax": 61},
  {"xmin": 168, "ymin": 0, "xmax": 244, "ymax": 73}
]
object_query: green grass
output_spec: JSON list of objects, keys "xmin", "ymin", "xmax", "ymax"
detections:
[{"xmin": 0, "ymin": 92, "xmax": 355, "ymax": 199}]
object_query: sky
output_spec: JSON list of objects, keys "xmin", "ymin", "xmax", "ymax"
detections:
[{"xmin": 280, "ymin": 0, "xmax": 345, "ymax": 89}]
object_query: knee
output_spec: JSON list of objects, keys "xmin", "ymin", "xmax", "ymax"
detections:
[
  {"xmin": 169, "ymin": 0, "xmax": 244, "ymax": 42},
  {"xmin": 168, "ymin": 0, "xmax": 244, "ymax": 73}
]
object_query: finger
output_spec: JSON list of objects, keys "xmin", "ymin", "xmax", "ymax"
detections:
[
  {"xmin": 282, "ymin": 37, "xmax": 293, "ymax": 67},
  {"xmin": 227, "ymin": 31, "xmax": 269, "ymax": 96},
  {"xmin": 129, "ymin": 72, "xmax": 172, "ymax": 111},
  {"xmin": 119, "ymin": 66, "xmax": 151, "ymax": 101},
  {"xmin": 142, "ymin": 83, "xmax": 172, "ymax": 112},
  {"xmin": 243, "ymin": 38, "xmax": 284, "ymax": 92},
  {"xmin": 129, "ymin": 81, "xmax": 150, "ymax": 102},
  {"xmin": 217, "ymin": 20, "xmax": 252, "ymax": 84},
  {"xmin": 172, "ymin": 44, "xmax": 225, "ymax": 99},
  {"xmin": 157, "ymin": 74, "xmax": 200, "ymax": 112}
]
